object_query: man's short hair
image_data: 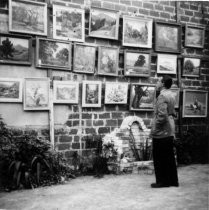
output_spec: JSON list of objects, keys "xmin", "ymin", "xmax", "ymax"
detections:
[{"xmin": 162, "ymin": 75, "xmax": 173, "ymax": 89}]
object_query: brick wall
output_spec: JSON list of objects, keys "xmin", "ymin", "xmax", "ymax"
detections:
[{"xmin": 0, "ymin": 0, "xmax": 209, "ymax": 161}]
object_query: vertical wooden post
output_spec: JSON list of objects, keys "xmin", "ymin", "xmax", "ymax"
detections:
[{"xmin": 48, "ymin": 69, "xmax": 55, "ymax": 150}]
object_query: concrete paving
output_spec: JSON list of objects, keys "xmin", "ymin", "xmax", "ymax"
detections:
[{"xmin": 0, "ymin": 164, "xmax": 208, "ymax": 210}]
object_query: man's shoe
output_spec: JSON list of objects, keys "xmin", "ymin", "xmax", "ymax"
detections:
[{"xmin": 151, "ymin": 183, "xmax": 170, "ymax": 188}]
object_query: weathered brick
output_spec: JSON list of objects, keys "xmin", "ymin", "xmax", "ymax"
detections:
[
  {"xmin": 98, "ymin": 127, "xmax": 110, "ymax": 134},
  {"xmin": 112, "ymin": 112, "xmax": 123, "ymax": 119},
  {"xmin": 202, "ymin": 81, "xmax": 209, "ymax": 87},
  {"xmin": 103, "ymin": 2, "xmax": 114, "ymax": 9},
  {"xmin": 164, "ymin": 6, "xmax": 175, "ymax": 13},
  {"xmin": 138, "ymin": 8, "xmax": 149, "ymax": 16},
  {"xmin": 115, "ymin": 4, "xmax": 127, "ymax": 12},
  {"xmin": 180, "ymin": 2, "xmax": 190, "ymax": 9},
  {"xmin": 160, "ymin": 12, "xmax": 170, "ymax": 19},
  {"xmin": 160, "ymin": 1, "xmax": 169, "ymax": 6},
  {"xmin": 69, "ymin": 129, "xmax": 78, "ymax": 135},
  {"xmin": 57, "ymin": 144, "xmax": 70, "ymax": 150},
  {"xmin": 190, "ymin": 4, "xmax": 198, "ymax": 11},
  {"xmin": 72, "ymin": 105, "xmax": 79, "ymax": 112},
  {"xmin": 69, "ymin": 113, "xmax": 79, "ymax": 119},
  {"xmin": 59, "ymin": 135, "xmax": 73, "ymax": 143},
  {"xmin": 155, "ymin": 4, "xmax": 164, "ymax": 11},
  {"xmin": 127, "ymin": 6, "xmax": 138, "ymax": 13},
  {"xmin": 104, "ymin": 0, "xmax": 119, "ymax": 2},
  {"xmin": 106, "ymin": 119, "xmax": 118, "ymax": 126},
  {"xmin": 194, "ymin": 12, "xmax": 203, "ymax": 19},
  {"xmin": 82, "ymin": 113, "xmax": 92, "ymax": 119},
  {"xmin": 182, "ymin": 80, "xmax": 192, "ymax": 86},
  {"xmin": 86, "ymin": 120, "xmax": 92, "ymax": 127},
  {"xmin": 66, "ymin": 120, "xmax": 72, "ymax": 127},
  {"xmin": 85, "ymin": 128, "xmax": 96, "ymax": 134},
  {"xmin": 132, "ymin": 1, "xmax": 142, "ymax": 7},
  {"xmin": 143, "ymin": 2, "xmax": 153, "ymax": 10},
  {"xmin": 150, "ymin": 10, "xmax": 159, "ymax": 17},
  {"xmin": 54, "ymin": 128, "xmax": 68, "ymax": 135},
  {"xmin": 192, "ymin": 81, "xmax": 201, "ymax": 86},
  {"xmin": 72, "ymin": 143, "xmax": 80, "ymax": 149},
  {"xmin": 190, "ymin": 17, "xmax": 199, "ymax": 24},
  {"xmin": 74, "ymin": 135, "xmax": 80, "ymax": 142},
  {"xmin": 201, "ymin": 69, "xmax": 209, "ymax": 75},
  {"xmin": 99, "ymin": 113, "xmax": 110, "ymax": 119},
  {"xmin": 93, "ymin": 120, "xmax": 104, "ymax": 126},
  {"xmin": 120, "ymin": 0, "xmax": 131, "ymax": 5}
]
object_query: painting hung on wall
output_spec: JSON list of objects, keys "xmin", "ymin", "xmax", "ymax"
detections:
[
  {"xmin": 53, "ymin": 81, "xmax": 79, "ymax": 104},
  {"xmin": 9, "ymin": 0, "xmax": 47, "ymax": 36},
  {"xmin": 183, "ymin": 90, "xmax": 208, "ymax": 117},
  {"xmin": 98, "ymin": 46, "xmax": 118, "ymax": 76},
  {"xmin": 82, "ymin": 81, "xmax": 102, "ymax": 107},
  {"xmin": 0, "ymin": 34, "xmax": 31, "ymax": 65},
  {"xmin": 185, "ymin": 25, "xmax": 205, "ymax": 48},
  {"xmin": 53, "ymin": 5, "xmax": 85, "ymax": 42},
  {"xmin": 0, "ymin": 78, "xmax": 22, "ymax": 102},
  {"xmin": 73, "ymin": 43, "xmax": 96, "ymax": 74},
  {"xmin": 105, "ymin": 82, "xmax": 128, "ymax": 104},
  {"xmin": 24, "ymin": 78, "xmax": 50, "ymax": 110},
  {"xmin": 36, "ymin": 38, "xmax": 71, "ymax": 70},
  {"xmin": 89, "ymin": 7, "xmax": 119, "ymax": 40},
  {"xmin": 129, "ymin": 84, "xmax": 155, "ymax": 111},
  {"xmin": 155, "ymin": 21, "xmax": 181, "ymax": 53},
  {"xmin": 157, "ymin": 54, "xmax": 177, "ymax": 75},
  {"xmin": 183, "ymin": 57, "xmax": 200, "ymax": 77},
  {"xmin": 122, "ymin": 16, "xmax": 153, "ymax": 48},
  {"xmin": 170, "ymin": 88, "xmax": 180, "ymax": 108},
  {"xmin": 124, "ymin": 51, "xmax": 151, "ymax": 77}
]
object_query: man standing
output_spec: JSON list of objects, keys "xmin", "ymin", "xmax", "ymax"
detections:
[{"xmin": 150, "ymin": 75, "xmax": 179, "ymax": 188}]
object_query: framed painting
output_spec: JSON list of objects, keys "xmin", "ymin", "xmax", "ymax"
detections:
[
  {"xmin": 170, "ymin": 88, "xmax": 180, "ymax": 108},
  {"xmin": 105, "ymin": 82, "xmax": 128, "ymax": 104},
  {"xmin": 182, "ymin": 57, "xmax": 201, "ymax": 77},
  {"xmin": 157, "ymin": 54, "xmax": 177, "ymax": 75},
  {"xmin": 129, "ymin": 84, "xmax": 155, "ymax": 111},
  {"xmin": 98, "ymin": 46, "xmax": 119, "ymax": 76},
  {"xmin": 183, "ymin": 89, "xmax": 208, "ymax": 118},
  {"xmin": 36, "ymin": 38, "xmax": 71, "ymax": 70},
  {"xmin": 122, "ymin": 16, "xmax": 153, "ymax": 48},
  {"xmin": 185, "ymin": 25, "xmax": 205, "ymax": 48},
  {"xmin": 53, "ymin": 5, "xmax": 85, "ymax": 42},
  {"xmin": 155, "ymin": 21, "xmax": 181, "ymax": 53},
  {"xmin": 9, "ymin": 0, "xmax": 47, "ymax": 36},
  {"xmin": 73, "ymin": 43, "xmax": 96, "ymax": 74},
  {"xmin": 89, "ymin": 7, "xmax": 119, "ymax": 40},
  {"xmin": 0, "ymin": 78, "xmax": 22, "ymax": 102},
  {"xmin": 0, "ymin": 33, "xmax": 32, "ymax": 65},
  {"xmin": 124, "ymin": 50, "xmax": 151, "ymax": 77},
  {"xmin": 82, "ymin": 81, "xmax": 102, "ymax": 107},
  {"xmin": 53, "ymin": 81, "xmax": 79, "ymax": 104},
  {"xmin": 24, "ymin": 78, "xmax": 50, "ymax": 111}
]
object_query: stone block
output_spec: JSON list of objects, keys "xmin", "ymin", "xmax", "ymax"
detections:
[{"xmin": 59, "ymin": 135, "xmax": 73, "ymax": 143}]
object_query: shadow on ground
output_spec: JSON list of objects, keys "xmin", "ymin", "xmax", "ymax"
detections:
[{"xmin": 0, "ymin": 164, "xmax": 208, "ymax": 210}]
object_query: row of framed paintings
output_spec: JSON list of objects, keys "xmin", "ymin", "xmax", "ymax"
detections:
[
  {"xmin": 7, "ymin": 0, "xmax": 205, "ymax": 50},
  {"xmin": 0, "ymin": 34, "xmax": 202, "ymax": 77},
  {"xmin": 0, "ymin": 78, "xmax": 208, "ymax": 117}
]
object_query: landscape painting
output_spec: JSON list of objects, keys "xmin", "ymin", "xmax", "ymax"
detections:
[
  {"xmin": 73, "ymin": 44, "xmax": 96, "ymax": 74},
  {"xmin": 183, "ymin": 57, "xmax": 200, "ymax": 77},
  {"xmin": 170, "ymin": 88, "xmax": 180, "ymax": 108},
  {"xmin": 0, "ymin": 34, "xmax": 31, "ymax": 65},
  {"xmin": 157, "ymin": 54, "xmax": 177, "ymax": 74},
  {"xmin": 53, "ymin": 81, "xmax": 79, "ymax": 104},
  {"xmin": 185, "ymin": 25, "xmax": 205, "ymax": 48},
  {"xmin": 82, "ymin": 81, "xmax": 102, "ymax": 107},
  {"xmin": 123, "ymin": 16, "xmax": 152, "ymax": 48},
  {"xmin": 124, "ymin": 51, "xmax": 150, "ymax": 77},
  {"xmin": 9, "ymin": 0, "xmax": 47, "ymax": 36},
  {"xmin": 53, "ymin": 5, "xmax": 85, "ymax": 42},
  {"xmin": 129, "ymin": 84, "xmax": 155, "ymax": 111},
  {"xmin": 36, "ymin": 38, "xmax": 71, "ymax": 70},
  {"xmin": 183, "ymin": 90, "xmax": 208, "ymax": 117},
  {"xmin": 155, "ymin": 21, "xmax": 181, "ymax": 53},
  {"xmin": 98, "ymin": 46, "xmax": 118, "ymax": 76},
  {"xmin": 89, "ymin": 7, "xmax": 119, "ymax": 40},
  {"xmin": 105, "ymin": 83, "xmax": 128, "ymax": 104},
  {"xmin": 24, "ymin": 78, "xmax": 50, "ymax": 110},
  {"xmin": 0, "ymin": 78, "xmax": 22, "ymax": 102}
]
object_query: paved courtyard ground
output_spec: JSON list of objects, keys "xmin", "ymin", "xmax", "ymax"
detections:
[{"xmin": 0, "ymin": 164, "xmax": 208, "ymax": 210}]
